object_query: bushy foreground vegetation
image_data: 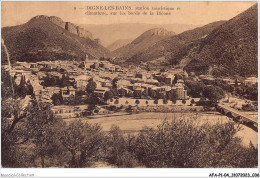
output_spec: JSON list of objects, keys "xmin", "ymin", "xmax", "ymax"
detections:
[
  {"xmin": 1, "ymin": 69, "xmax": 258, "ymax": 168},
  {"xmin": 2, "ymin": 102, "xmax": 257, "ymax": 168}
]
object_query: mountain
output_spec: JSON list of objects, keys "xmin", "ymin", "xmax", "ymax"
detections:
[
  {"xmin": 123, "ymin": 21, "xmax": 225, "ymax": 64},
  {"xmin": 1, "ymin": 15, "xmax": 109, "ymax": 63},
  {"xmin": 184, "ymin": 4, "xmax": 258, "ymax": 77},
  {"xmin": 106, "ymin": 39, "xmax": 132, "ymax": 52},
  {"xmin": 111, "ymin": 28, "xmax": 175, "ymax": 59},
  {"xmin": 80, "ymin": 23, "xmax": 199, "ymax": 47}
]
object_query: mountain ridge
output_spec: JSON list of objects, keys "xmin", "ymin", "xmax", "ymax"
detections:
[
  {"xmin": 80, "ymin": 23, "xmax": 199, "ymax": 46},
  {"xmin": 111, "ymin": 28, "xmax": 175, "ymax": 59},
  {"xmin": 121, "ymin": 21, "xmax": 226, "ymax": 64},
  {"xmin": 106, "ymin": 39, "xmax": 132, "ymax": 52},
  {"xmin": 184, "ymin": 4, "xmax": 258, "ymax": 77},
  {"xmin": 1, "ymin": 15, "xmax": 109, "ymax": 63}
]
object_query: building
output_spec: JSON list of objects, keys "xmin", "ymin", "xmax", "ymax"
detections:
[
  {"xmin": 165, "ymin": 75, "xmax": 175, "ymax": 85},
  {"xmin": 101, "ymin": 81, "xmax": 112, "ymax": 88},
  {"xmin": 30, "ymin": 63, "xmax": 38, "ymax": 68},
  {"xmin": 135, "ymin": 73, "xmax": 143, "ymax": 79},
  {"xmin": 94, "ymin": 87, "xmax": 109, "ymax": 98},
  {"xmin": 61, "ymin": 86, "xmax": 76, "ymax": 99},
  {"xmin": 82, "ymin": 54, "xmax": 99, "ymax": 69},
  {"xmin": 109, "ymin": 66, "xmax": 116, "ymax": 73},
  {"xmin": 175, "ymin": 87, "xmax": 187, "ymax": 100},
  {"xmin": 244, "ymin": 77, "xmax": 258, "ymax": 85},
  {"xmin": 117, "ymin": 79, "xmax": 131, "ymax": 89},
  {"xmin": 132, "ymin": 83, "xmax": 142, "ymax": 91}
]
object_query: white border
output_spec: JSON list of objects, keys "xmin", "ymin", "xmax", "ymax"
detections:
[{"xmin": 0, "ymin": 0, "xmax": 259, "ymax": 177}]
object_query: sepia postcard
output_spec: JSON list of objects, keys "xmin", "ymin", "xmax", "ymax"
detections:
[{"xmin": 1, "ymin": 1, "xmax": 258, "ymax": 177}]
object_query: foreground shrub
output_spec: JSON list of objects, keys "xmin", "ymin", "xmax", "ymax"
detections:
[
  {"xmin": 104, "ymin": 119, "xmax": 257, "ymax": 168},
  {"xmin": 59, "ymin": 120, "xmax": 105, "ymax": 168},
  {"xmin": 105, "ymin": 125, "xmax": 140, "ymax": 168}
]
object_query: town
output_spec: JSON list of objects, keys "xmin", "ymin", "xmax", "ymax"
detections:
[
  {"xmin": 2, "ymin": 54, "xmax": 257, "ymax": 120},
  {"xmin": 1, "ymin": 1, "xmax": 258, "ymax": 170}
]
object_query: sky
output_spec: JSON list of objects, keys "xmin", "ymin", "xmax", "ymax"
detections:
[{"xmin": 1, "ymin": 1, "xmax": 257, "ymax": 27}]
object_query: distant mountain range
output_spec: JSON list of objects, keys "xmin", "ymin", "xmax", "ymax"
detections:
[
  {"xmin": 1, "ymin": 15, "xmax": 109, "ymax": 63},
  {"xmin": 1, "ymin": 4, "xmax": 257, "ymax": 77},
  {"xmin": 80, "ymin": 23, "xmax": 199, "ymax": 47},
  {"xmin": 112, "ymin": 21, "xmax": 225, "ymax": 64},
  {"xmin": 111, "ymin": 4, "xmax": 258, "ymax": 77},
  {"xmin": 111, "ymin": 28, "xmax": 175, "ymax": 59},
  {"xmin": 184, "ymin": 4, "xmax": 258, "ymax": 77}
]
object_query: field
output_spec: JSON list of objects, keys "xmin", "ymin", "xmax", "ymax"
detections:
[{"xmin": 65, "ymin": 111, "xmax": 258, "ymax": 147}]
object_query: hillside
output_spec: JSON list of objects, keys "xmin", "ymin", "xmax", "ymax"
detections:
[
  {"xmin": 81, "ymin": 23, "xmax": 198, "ymax": 47},
  {"xmin": 111, "ymin": 28, "xmax": 175, "ymax": 59},
  {"xmin": 184, "ymin": 4, "xmax": 258, "ymax": 77},
  {"xmin": 106, "ymin": 39, "xmax": 132, "ymax": 52},
  {"xmin": 1, "ymin": 15, "xmax": 109, "ymax": 63},
  {"xmin": 125, "ymin": 21, "xmax": 225, "ymax": 64}
]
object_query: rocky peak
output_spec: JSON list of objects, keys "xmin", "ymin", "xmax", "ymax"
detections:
[
  {"xmin": 29, "ymin": 15, "xmax": 93, "ymax": 39},
  {"xmin": 146, "ymin": 28, "xmax": 175, "ymax": 36}
]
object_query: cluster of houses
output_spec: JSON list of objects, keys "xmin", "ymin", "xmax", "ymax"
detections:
[
  {"xmin": 5, "ymin": 54, "xmax": 189, "ymax": 106},
  {"xmin": 198, "ymin": 74, "xmax": 258, "ymax": 87},
  {"xmin": 4, "ymin": 55, "xmax": 257, "ymax": 119}
]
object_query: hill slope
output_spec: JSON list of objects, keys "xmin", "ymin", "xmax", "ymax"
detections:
[
  {"xmin": 184, "ymin": 4, "xmax": 258, "ymax": 77},
  {"xmin": 81, "ymin": 23, "xmax": 198, "ymax": 47},
  {"xmin": 1, "ymin": 15, "xmax": 109, "ymax": 63},
  {"xmin": 125, "ymin": 21, "xmax": 225, "ymax": 64},
  {"xmin": 106, "ymin": 39, "xmax": 132, "ymax": 52},
  {"xmin": 111, "ymin": 28, "xmax": 175, "ymax": 59}
]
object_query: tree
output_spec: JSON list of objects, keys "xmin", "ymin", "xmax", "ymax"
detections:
[
  {"xmin": 18, "ymin": 76, "xmax": 27, "ymax": 98},
  {"xmin": 149, "ymin": 90, "xmax": 157, "ymax": 99},
  {"xmin": 166, "ymin": 91, "xmax": 172, "ymax": 100},
  {"xmin": 60, "ymin": 74, "xmax": 70, "ymax": 87},
  {"xmin": 2, "ymin": 70, "xmax": 16, "ymax": 99},
  {"xmin": 25, "ymin": 101, "xmax": 61, "ymax": 168},
  {"xmin": 26, "ymin": 80, "xmax": 34, "ymax": 96},
  {"xmin": 86, "ymin": 78, "xmax": 97, "ymax": 94},
  {"xmin": 135, "ymin": 100, "xmax": 140, "ymax": 106},
  {"xmin": 133, "ymin": 90, "xmax": 142, "ymax": 98},
  {"xmin": 142, "ymin": 89, "xmax": 148, "ymax": 98},
  {"xmin": 114, "ymin": 99, "xmax": 119, "ymax": 105},
  {"xmin": 185, "ymin": 80, "xmax": 205, "ymax": 98},
  {"xmin": 203, "ymin": 86, "xmax": 225, "ymax": 103},
  {"xmin": 1, "ymin": 97, "xmax": 29, "ymax": 167},
  {"xmin": 173, "ymin": 74, "xmax": 183, "ymax": 84},
  {"xmin": 59, "ymin": 120, "xmax": 104, "ymax": 167},
  {"xmin": 104, "ymin": 91, "xmax": 113, "ymax": 101},
  {"xmin": 112, "ymin": 77, "xmax": 119, "ymax": 89},
  {"xmin": 154, "ymin": 99, "xmax": 158, "ymax": 106},
  {"xmin": 127, "ymin": 91, "xmax": 134, "ymax": 97},
  {"xmin": 163, "ymin": 99, "xmax": 168, "ymax": 105},
  {"xmin": 110, "ymin": 88, "xmax": 119, "ymax": 97},
  {"xmin": 118, "ymin": 88, "xmax": 126, "ymax": 97},
  {"xmin": 182, "ymin": 99, "xmax": 186, "ymax": 104},
  {"xmin": 158, "ymin": 92, "xmax": 165, "ymax": 100},
  {"xmin": 51, "ymin": 93, "xmax": 63, "ymax": 105},
  {"xmin": 87, "ymin": 94, "xmax": 99, "ymax": 115},
  {"xmin": 171, "ymin": 92, "xmax": 178, "ymax": 102},
  {"xmin": 2, "ymin": 96, "xmax": 61, "ymax": 168},
  {"xmin": 191, "ymin": 99, "xmax": 195, "ymax": 105}
]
